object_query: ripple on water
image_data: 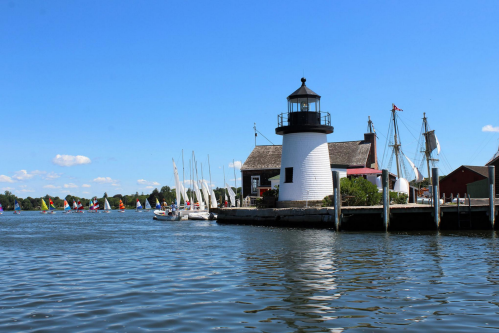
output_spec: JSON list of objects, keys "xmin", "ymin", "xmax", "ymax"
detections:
[{"xmin": 1, "ymin": 214, "xmax": 499, "ymax": 331}]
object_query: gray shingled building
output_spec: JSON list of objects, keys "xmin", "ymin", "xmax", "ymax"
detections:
[{"xmin": 241, "ymin": 133, "xmax": 378, "ymax": 197}]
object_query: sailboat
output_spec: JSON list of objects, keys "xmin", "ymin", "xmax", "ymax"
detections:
[
  {"xmin": 48, "ymin": 198, "xmax": 56, "ymax": 214},
  {"xmin": 118, "ymin": 199, "xmax": 126, "ymax": 212},
  {"xmin": 40, "ymin": 199, "xmax": 49, "ymax": 214},
  {"xmin": 155, "ymin": 198, "xmax": 161, "ymax": 209},
  {"xmin": 89, "ymin": 199, "xmax": 95, "ymax": 213},
  {"xmin": 77, "ymin": 200, "xmax": 85, "ymax": 213},
  {"xmin": 136, "ymin": 199, "xmax": 143, "ymax": 212},
  {"xmin": 14, "ymin": 199, "xmax": 21, "ymax": 214},
  {"xmin": 73, "ymin": 200, "xmax": 78, "ymax": 213},
  {"xmin": 93, "ymin": 198, "xmax": 100, "ymax": 213},
  {"xmin": 63, "ymin": 200, "xmax": 71, "ymax": 213},
  {"xmin": 144, "ymin": 199, "xmax": 151, "ymax": 212},
  {"xmin": 103, "ymin": 198, "xmax": 112, "ymax": 213},
  {"xmin": 154, "ymin": 159, "xmax": 182, "ymax": 221},
  {"xmin": 0, "ymin": 203, "xmax": 3, "ymax": 215}
]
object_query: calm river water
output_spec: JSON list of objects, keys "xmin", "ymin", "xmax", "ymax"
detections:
[{"xmin": 0, "ymin": 211, "xmax": 498, "ymax": 332}]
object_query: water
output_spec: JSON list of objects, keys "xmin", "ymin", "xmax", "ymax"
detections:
[{"xmin": 1, "ymin": 212, "xmax": 499, "ymax": 332}]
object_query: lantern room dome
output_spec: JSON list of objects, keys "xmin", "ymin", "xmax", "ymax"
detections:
[{"xmin": 287, "ymin": 77, "xmax": 321, "ymax": 100}]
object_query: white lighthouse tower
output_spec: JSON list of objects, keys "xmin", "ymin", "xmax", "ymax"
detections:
[{"xmin": 276, "ymin": 78, "xmax": 334, "ymax": 207}]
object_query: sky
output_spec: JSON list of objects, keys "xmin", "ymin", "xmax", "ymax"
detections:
[{"xmin": 1, "ymin": 0, "xmax": 499, "ymax": 198}]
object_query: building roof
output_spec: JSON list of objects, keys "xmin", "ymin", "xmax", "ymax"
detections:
[
  {"xmin": 287, "ymin": 78, "xmax": 321, "ymax": 99},
  {"xmin": 463, "ymin": 165, "xmax": 490, "ymax": 178},
  {"xmin": 441, "ymin": 165, "xmax": 490, "ymax": 182},
  {"xmin": 241, "ymin": 141, "xmax": 371, "ymax": 170},
  {"xmin": 347, "ymin": 168, "xmax": 382, "ymax": 176}
]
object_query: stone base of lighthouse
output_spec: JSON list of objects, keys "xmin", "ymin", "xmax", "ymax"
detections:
[{"xmin": 278, "ymin": 132, "xmax": 333, "ymax": 206}]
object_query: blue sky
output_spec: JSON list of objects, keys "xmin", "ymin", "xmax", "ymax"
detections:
[{"xmin": 1, "ymin": 0, "xmax": 499, "ymax": 198}]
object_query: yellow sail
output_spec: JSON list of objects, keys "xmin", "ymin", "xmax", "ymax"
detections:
[{"xmin": 41, "ymin": 199, "xmax": 49, "ymax": 211}]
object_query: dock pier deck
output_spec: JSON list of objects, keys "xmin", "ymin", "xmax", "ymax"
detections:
[{"xmin": 217, "ymin": 200, "xmax": 499, "ymax": 231}]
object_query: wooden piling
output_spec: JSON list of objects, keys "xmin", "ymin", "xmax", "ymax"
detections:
[
  {"xmin": 382, "ymin": 169, "xmax": 390, "ymax": 231},
  {"xmin": 333, "ymin": 171, "xmax": 341, "ymax": 231},
  {"xmin": 432, "ymin": 168, "xmax": 440, "ymax": 229},
  {"xmin": 489, "ymin": 165, "xmax": 496, "ymax": 228}
]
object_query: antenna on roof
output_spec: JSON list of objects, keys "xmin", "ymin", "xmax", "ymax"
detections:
[{"xmin": 254, "ymin": 123, "xmax": 257, "ymax": 147}]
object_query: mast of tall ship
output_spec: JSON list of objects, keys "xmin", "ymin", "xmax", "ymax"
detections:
[
  {"xmin": 390, "ymin": 104, "xmax": 402, "ymax": 179},
  {"xmin": 422, "ymin": 112, "xmax": 439, "ymax": 185}
]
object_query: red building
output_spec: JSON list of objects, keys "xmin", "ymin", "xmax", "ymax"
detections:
[{"xmin": 439, "ymin": 165, "xmax": 489, "ymax": 197}]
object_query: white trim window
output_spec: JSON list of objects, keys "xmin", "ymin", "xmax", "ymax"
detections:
[{"xmin": 251, "ymin": 176, "xmax": 260, "ymax": 194}]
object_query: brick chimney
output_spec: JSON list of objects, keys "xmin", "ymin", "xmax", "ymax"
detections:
[{"xmin": 364, "ymin": 132, "xmax": 378, "ymax": 170}]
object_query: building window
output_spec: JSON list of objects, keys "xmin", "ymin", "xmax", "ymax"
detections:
[
  {"xmin": 251, "ymin": 176, "xmax": 260, "ymax": 194},
  {"xmin": 285, "ymin": 167, "xmax": 293, "ymax": 183}
]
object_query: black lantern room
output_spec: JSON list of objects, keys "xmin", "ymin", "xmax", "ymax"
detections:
[{"xmin": 276, "ymin": 78, "xmax": 333, "ymax": 135}]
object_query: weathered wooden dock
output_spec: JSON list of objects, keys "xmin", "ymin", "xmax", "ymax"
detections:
[
  {"xmin": 217, "ymin": 167, "xmax": 498, "ymax": 231},
  {"xmin": 217, "ymin": 201, "xmax": 499, "ymax": 230}
]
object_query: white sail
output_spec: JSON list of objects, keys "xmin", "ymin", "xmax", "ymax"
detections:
[
  {"xmin": 179, "ymin": 182, "xmax": 190, "ymax": 207},
  {"xmin": 225, "ymin": 183, "xmax": 236, "ymax": 207},
  {"xmin": 206, "ymin": 181, "xmax": 218, "ymax": 208},
  {"xmin": 435, "ymin": 134, "xmax": 441, "ymax": 155},
  {"xmin": 172, "ymin": 159, "xmax": 181, "ymax": 207},
  {"xmin": 193, "ymin": 180, "xmax": 205, "ymax": 210},
  {"xmin": 200, "ymin": 180, "xmax": 210, "ymax": 209},
  {"xmin": 104, "ymin": 198, "xmax": 111, "ymax": 210},
  {"xmin": 404, "ymin": 154, "xmax": 424, "ymax": 183},
  {"xmin": 144, "ymin": 199, "xmax": 152, "ymax": 209}
]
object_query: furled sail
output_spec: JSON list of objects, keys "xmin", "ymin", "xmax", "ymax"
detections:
[
  {"xmin": 179, "ymin": 182, "xmax": 190, "ymax": 207},
  {"xmin": 205, "ymin": 180, "xmax": 218, "ymax": 208},
  {"xmin": 404, "ymin": 154, "xmax": 424, "ymax": 183},
  {"xmin": 425, "ymin": 130, "xmax": 439, "ymax": 154},
  {"xmin": 225, "ymin": 183, "xmax": 236, "ymax": 207},
  {"xmin": 435, "ymin": 134, "xmax": 441, "ymax": 155},
  {"xmin": 193, "ymin": 180, "xmax": 204, "ymax": 210},
  {"xmin": 200, "ymin": 180, "xmax": 210, "ymax": 209},
  {"xmin": 172, "ymin": 159, "xmax": 182, "ymax": 207}
]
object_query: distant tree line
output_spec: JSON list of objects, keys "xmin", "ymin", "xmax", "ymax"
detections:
[{"xmin": 0, "ymin": 186, "xmax": 242, "ymax": 211}]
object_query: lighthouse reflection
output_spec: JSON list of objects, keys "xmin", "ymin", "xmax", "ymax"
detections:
[{"xmin": 241, "ymin": 229, "xmax": 342, "ymax": 329}]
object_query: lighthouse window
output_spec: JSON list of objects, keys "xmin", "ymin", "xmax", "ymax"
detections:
[
  {"xmin": 251, "ymin": 176, "xmax": 260, "ymax": 194},
  {"xmin": 285, "ymin": 167, "xmax": 293, "ymax": 183}
]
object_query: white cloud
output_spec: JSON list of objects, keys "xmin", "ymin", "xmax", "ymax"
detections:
[
  {"xmin": 44, "ymin": 172, "xmax": 62, "ymax": 180},
  {"xmin": 482, "ymin": 125, "xmax": 499, "ymax": 132},
  {"xmin": 93, "ymin": 177, "xmax": 116, "ymax": 183},
  {"xmin": 12, "ymin": 170, "xmax": 35, "ymax": 181},
  {"xmin": 229, "ymin": 161, "xmax": 242, "ymax": 170},
  {"xmin": 82, "ymin": 184, "xmax": 91, "ymax": 188},
  {"xmin": 43, "ymin": 185, "xmax": 61, "ymax": 189},
  {"xmin": 53, "ymin": 154, "xmax": 91, "ymax": 167},
  {"xmin": 137, "ymin": 179, "xmax": 160, "ymax": 186},
  {"xmin": 2, "ymin": 187, "xmax": 15, "ymax": 191},
  {"xmin": 111, "ymin": 183, "xmax": 120, "ymax": 186},
  {"xmin": 19, "ymin": 188, "xmax": 35, "ymax": 193},
  {"xmin": 0, "ymin": 175, "xmax": 14, "ymax": 183},
  {"xmin": 64, "ymin": 183, "xmax": 78, "ymax": 188}
]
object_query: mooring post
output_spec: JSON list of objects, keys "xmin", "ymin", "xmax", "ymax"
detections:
[
  {"xmin": 432, "ymin": 168, "xmax": 440, "ymax": 229},
  {"xmin": 382, "ymin": 169, "xmax": 390, "ymax": 231},
  {"xmin": 333, "ymin": 171, "xmax": 341, "ymax": 231},
  {"xmin": 489, "ymin": 165, "xmax": 496, "ymax": 229},
  {"xmin": 457, "ymin": 193, "xmax": 460, "ymax": 229}
]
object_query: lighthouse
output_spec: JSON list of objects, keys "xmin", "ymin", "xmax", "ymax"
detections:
[{"xmin": 275, "ymin": 78, "xmax": 334, "ymax": 207}]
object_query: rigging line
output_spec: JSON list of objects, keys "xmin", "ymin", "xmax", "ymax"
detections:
[
  {"xmin": 380, "ymin": 117, "xmax": 393, "ymax": 169},
  {"xmin": 255, "ymin": 128, "xmax": 275, "ymax": 145},
  {"xmin": 468, "ymin": 134, "xmax": 496, "ymax": 164},
  {"xmin": 397, "ymin": 115, "xmax": 419, "ymax": 142}
]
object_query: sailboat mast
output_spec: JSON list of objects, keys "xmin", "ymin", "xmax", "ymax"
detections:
[
  {"xmin": 233, "ymin": 159, "xmax": 237, "ymax": 206},
  {"xmin": 182, "ymin": 149, "xmax": 185, "ymax": 199},
  {"xmin": 423, "ymin": 112, "xmax": 432, "ymax": 185},
  {"xmin": 391, "ymin": 104, "xmax": 401, "ymax": 179}
]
